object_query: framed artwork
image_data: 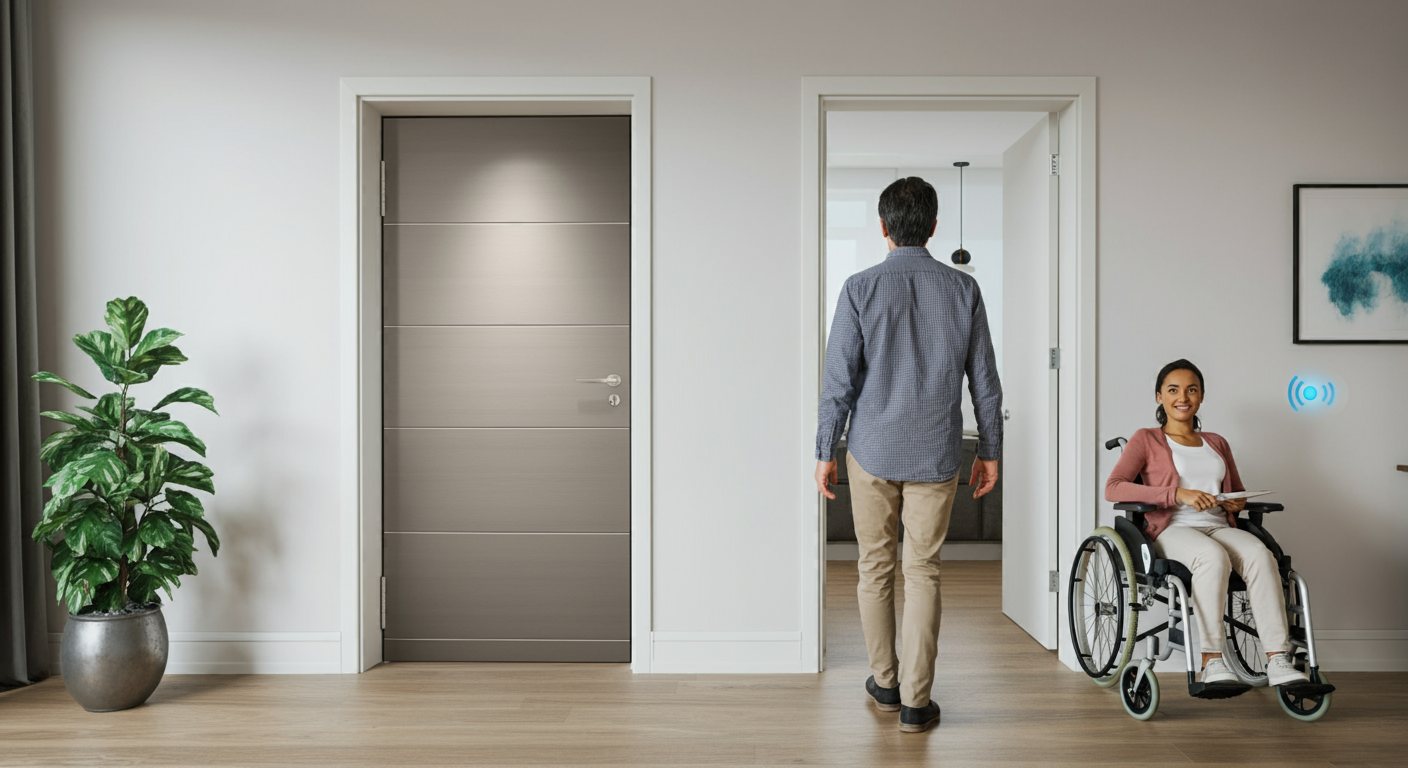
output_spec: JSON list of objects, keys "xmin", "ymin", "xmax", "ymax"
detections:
[{"xmin": 1294, "ymin": 184, "xmax": 1408, "ymax": 344}]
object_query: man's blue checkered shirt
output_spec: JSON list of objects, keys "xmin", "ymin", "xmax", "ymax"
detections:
[{"xmin": 816, "ymin": 246, "xmax": 1003, "ymax": 482}]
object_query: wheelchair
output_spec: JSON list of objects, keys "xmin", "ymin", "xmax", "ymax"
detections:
[{"xmin": 1065, "ymin": 436, "xmax": 1335, "ymax": 721}]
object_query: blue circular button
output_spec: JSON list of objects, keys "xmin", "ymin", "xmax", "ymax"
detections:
[{"xmin": 1304, "ymin": 385, "xmax": 1318, "ymax": 401}]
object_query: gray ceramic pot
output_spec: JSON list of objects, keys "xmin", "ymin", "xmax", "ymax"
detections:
[{"xmin": 60, "ymin": 605, "xmax": 168, "ymax": 712}]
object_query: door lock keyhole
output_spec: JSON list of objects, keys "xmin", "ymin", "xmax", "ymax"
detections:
[{"xmin": 608, "ymin": 394, "xmax": 621, "ymax": 406}]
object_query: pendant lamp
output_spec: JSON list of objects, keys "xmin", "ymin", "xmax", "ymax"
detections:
[{"xmin": 951, "ymin": 161, "xmax": 972, "ymax": 265}]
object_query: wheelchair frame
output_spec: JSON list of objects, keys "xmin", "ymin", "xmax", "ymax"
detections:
[{"xmin": 1066, "ymin": 437, "xmax": 1335, "ymax": 721}]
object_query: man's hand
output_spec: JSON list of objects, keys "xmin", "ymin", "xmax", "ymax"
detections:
[
  {"xmin": 969, "ymin": 458, "xmax": 998, "ymax": 499},
  {"xmin": 815, "ymin": 460, "xmax": 838, "ymax": 500}
]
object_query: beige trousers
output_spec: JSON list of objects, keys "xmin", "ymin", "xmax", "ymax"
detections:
[
  {"xmin": 846, "ymin": 452, "xmax": 959, "ymax": 708},
  {"xmin": 1153, "ymin": 525, "xmax": 1289, "ymax": 655}
]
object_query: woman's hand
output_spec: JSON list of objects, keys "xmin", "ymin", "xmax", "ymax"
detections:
[
  {"xmin": 1175, "ymin": 488, "xmax": 1219, "ymax": 511},
  {"xmin": 1222, "ymin": 497, "xmax": 1247, "ymax": 513}
]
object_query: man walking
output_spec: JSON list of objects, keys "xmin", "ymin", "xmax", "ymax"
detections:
[{"xmin": 814, "ymin": 176, "xmax": 1003, "ymax": 733}]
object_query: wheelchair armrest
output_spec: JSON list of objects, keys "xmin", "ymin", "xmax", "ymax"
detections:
[
  {"xmin": 1113, "ymin": 502, "xmax": 1157, "ymax": 513},
  {"xmin": 1239, "ymin": 501, "xmax": 1283, "ymax": 529}
]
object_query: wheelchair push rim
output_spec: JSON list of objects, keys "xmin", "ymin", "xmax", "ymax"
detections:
[
  {"xmin": 1224, "ymin": 589, "xmax": 1269, "ymax": 687},
  {"xmin": 1068, "ymin": 528, "xmax": 1138, "ymax": 680}
]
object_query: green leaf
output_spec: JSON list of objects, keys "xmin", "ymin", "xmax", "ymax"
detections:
[
  {"xmin": 72, "ymin": 330, "xmax": 124, "ymax": 384},
  {"xmin": 144, "ymin": 445, "xmax": 170, "ymax": 498},
  {"xmin": 32, "ymin": 372, "xmax": 97, "ymax": 399},
  {"xmin": 153, "ymin": 387, "xmax": 218, "ymax": 415},
  {"xmin": 68, "ymin": 507, "xmax": 123, "ymax": 558},
  {"xmin": 133, "ymin": 418, "xmax": 206, "ymax": 457},
  {"xmin": 50, "ymin": 542, "xmax": 77, "ymax": 585},
  {"xmin": 44, "ymin": 450, "xmax": 127, "ymax": 498},
  {"xmin": 40, "ymin": 429, "xmax": 110, "ymax": 472},
  {"xmin": 40, "ymin": 411, "xmax": 97, "ymax": 430},
  {"xmin": 126, "ymin": 574, "xmax": 163, "ymax": 605},
  {"xmin": 132, "ymin": 327, "xmax": 182, "ymax": 358},
  {"xmin": 121, "ymin": 527, "xmax": 144, "ymax": 561},
  {"xmin": 109, "ymin": 366, "xmax": 152, "ymax": 386},
  {"xmin": 165, "ymin": 455, "xmax": 215, "ymax": 494},
  {"xmin": 127, "ymin": 345, "xmax": 187, "ymax": 380},
  {"xmin": 165, "ymin": 489, "xmax": 205, "ymax": 518},
  {"xmin": 174, "ymin": 513, "xmax": 220, "ymax": 557},
  {"xmin": 86, "ymin": 393, "xmax": 132, "ymax": 429},
  {"xmin": 104, "ymin": 297, "xmax": 149, "ymax": 351},
  {"xmin": 138, "ymin": 513, "xmax": 177, "ymax": 548}
]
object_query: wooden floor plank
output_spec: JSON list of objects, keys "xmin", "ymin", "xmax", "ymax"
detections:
[{"xmin": 1, "ymin": 560, "xmax": 1401, "ymax": 767}]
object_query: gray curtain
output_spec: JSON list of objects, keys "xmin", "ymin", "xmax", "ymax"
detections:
[{"xmin": 0, "ymin": 0, "xmax": 45, "ymax": 689}]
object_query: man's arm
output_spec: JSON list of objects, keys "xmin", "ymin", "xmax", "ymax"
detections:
[
  {"xmin": 815, "ymin": 280, "xmax": 865, "ymax": 497},
  {"xmin": 965, "ymin": 289, "xmax": 1003, "ymax": 498}
]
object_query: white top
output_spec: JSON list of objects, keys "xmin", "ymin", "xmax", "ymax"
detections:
[{"xmin": 1166, "ymin": 435, "xmax": 1229, "ymax": 529}]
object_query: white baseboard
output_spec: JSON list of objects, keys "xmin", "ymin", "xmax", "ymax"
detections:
[
  {"xmin": 48, "ymin": 631, "xmax": 342, "ymax": 675},
  {"xmin": 825, "ymin": 541, "xmax": 1002, "ymax": 561},
  {"xmin": 650, "ymin": 631, "xmax": 802, "ymax": 673}
]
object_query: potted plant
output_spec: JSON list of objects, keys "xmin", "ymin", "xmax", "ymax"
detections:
[{"xmin": 31, "ymin": 297, "xmax": 219, "ymax": 711}]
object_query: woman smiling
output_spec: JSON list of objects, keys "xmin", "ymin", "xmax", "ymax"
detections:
[{"xmin": 1105, "ymin": 359, "xmax": 1310, "ymax": 689}]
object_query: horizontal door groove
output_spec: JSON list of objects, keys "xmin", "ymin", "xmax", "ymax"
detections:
[
  {"xmin": 384, "ymin": 324, "xmax": 629, "ymax": 329},
  {"xmin": 384, "ymin": 637, "xmax": 627, "ymax": 643},
  {"xmin": 386, "ymin": 221, "xmax": 630, "ymax": 226},
  {"xmin": 385, "ymin": 422, "xmax": 627, "ymax": 428},
  {"xmin": 386, "ymin": 531, "xmax": 629, "ymax": 536}
]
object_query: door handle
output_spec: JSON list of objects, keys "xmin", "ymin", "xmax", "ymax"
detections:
[{"xmin": 575, "ymin": 374, "xmax": 622, "ymax": 387}]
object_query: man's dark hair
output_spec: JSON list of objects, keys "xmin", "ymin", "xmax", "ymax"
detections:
[
  {"xmin": 878, "ymin": 177, "xmax": 938, "ymax": 247},
  {"xmin": 1154, "ymin": 358, "xmax": 1204, "ymax": 431}
]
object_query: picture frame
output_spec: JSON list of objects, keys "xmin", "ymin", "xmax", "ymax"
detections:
[{"xmin": 1294, "ymin": 184, "xmax": 1408, "ymax": 344}]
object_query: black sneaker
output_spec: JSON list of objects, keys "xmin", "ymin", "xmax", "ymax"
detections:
[
  {"xmin": 899, "ymin": 701, "xmax": 941, "ymax": 733},
  {"xmin": 865, "ymin": 676, "xmax": 900, "ymax": 712}
]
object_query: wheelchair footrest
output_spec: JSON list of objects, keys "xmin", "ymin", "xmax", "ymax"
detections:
[
  {"xmin": 1281, "ymin": 681, "xmax": 1336, "ymax": 696},
  {"xmin": 1189, "ymin": 681, "xmax": 1252, "ymax": 699}
]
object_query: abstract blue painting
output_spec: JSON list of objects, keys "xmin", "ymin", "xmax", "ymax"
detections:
[{"xmin": 1296, "ymin": 185, "xmax": 1408, "ymax": 343}]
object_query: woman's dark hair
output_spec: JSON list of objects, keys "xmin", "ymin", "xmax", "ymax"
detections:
[
  {"xmin": 878, "ymin": 177, "xmax": 938, "ymax": 246},
  {"xmin": 1155, "ymin": 359, "xmax": 1204, "ymax": 430}
]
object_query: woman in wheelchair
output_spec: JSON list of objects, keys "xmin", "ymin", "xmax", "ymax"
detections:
[{"xmin": 1105, "ymin": 359, "xmax": 1309, "ymax": 689}]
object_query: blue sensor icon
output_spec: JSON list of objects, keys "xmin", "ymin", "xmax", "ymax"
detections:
[{"xmin": 1288, "ymin": 376, "xmax": 1336, "ymax": 412}]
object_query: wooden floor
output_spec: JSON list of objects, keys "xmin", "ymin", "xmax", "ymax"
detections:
[{"xmin": 3, "ymin": 561, "xmax": 1403, "ymax": 767}]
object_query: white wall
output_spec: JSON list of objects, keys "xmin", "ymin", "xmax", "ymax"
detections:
[{"xmin": 33, "ymin": 0, "xmax": 1408, "ymax": 672}]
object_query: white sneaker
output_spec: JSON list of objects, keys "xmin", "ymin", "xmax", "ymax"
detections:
[
  {"xmin": 1266, "ymin": 653, "xmax": 1310, "ymax": 687},
  {"xmin": 1200, "ymin": 657, "xmax": 1239, "ymax": 686}
]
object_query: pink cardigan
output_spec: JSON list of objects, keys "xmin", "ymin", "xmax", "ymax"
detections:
[{"xmin": 1104, "ymin": 427, "xmax": 1246, "ymax": 539}]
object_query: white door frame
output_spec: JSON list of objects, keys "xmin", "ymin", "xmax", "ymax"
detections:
[
  {"xmin": 799, "ymin": 76, "xmax": 1097, "ymax": 673},
  {"xmin": 338, "ymin": 77, "xmax": 654, "ymax": 673}
]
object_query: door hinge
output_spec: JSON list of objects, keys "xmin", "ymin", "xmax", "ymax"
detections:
[
  {"xmin": 379, "ymin": 161, "xmax": 386, "ymax": 218},
  {"xmin": 1049, "ymin": 570, "xmax": 1060, "ymax": 593},
  {"xmin": 380, "ymin": 576, "xmax": 387, "ymax": 630},
  {"xmin": 1049, "ymin": 347, "xmax": 1061, "ymax": 370},
  {"xmin": 1050, "ymin": 153, "xmax": 1060, "ymax": 176}
]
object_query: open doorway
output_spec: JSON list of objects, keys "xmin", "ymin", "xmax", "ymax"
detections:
[
  {"xmin": 820, "ymin": 109, "xmax": 1058, "ymax": 658},
  {"xmin": 799, "ymin": 77, "xmax": 1099, "ymax": 675}
]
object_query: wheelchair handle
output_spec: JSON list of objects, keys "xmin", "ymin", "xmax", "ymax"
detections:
[{"xmin": 1105, "ymin": 437, "xmax": 1127, "ymax": 451}]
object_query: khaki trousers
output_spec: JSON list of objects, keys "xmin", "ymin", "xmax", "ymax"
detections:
[
  {"xmin": 1153, "ymin": 525, "xmax": 1289, "ymax": 655},
  {"xmin": 846, "ymin": 452, "xmax": 959, "ymax": 708}
]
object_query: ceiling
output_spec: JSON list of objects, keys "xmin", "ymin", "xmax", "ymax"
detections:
[{"xmin": 826, "ymin": 111, "xmax": 1048, "ymax": 169}]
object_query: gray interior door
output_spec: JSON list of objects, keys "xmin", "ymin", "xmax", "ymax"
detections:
[{"xmin": 382, "ymin": 116, "xmax": 630, "ymax": 662}]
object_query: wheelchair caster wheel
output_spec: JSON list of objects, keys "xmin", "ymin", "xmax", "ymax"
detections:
[
  {"xmin": 1119, "ymin": 664, "xmax": 1159, "ymax": 720},
  {"xmin": 1278, "ymin": 671, "xmax": 1332, "ymax": 722}
]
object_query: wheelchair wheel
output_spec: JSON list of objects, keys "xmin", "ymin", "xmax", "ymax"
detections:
[
  {"xmin": 1118, "ymin": 663, "xmax": 1160, "ymax": 720},
  {"xmin": 1068, "ymin": 528, "xmax": 1137, "ymax": 681},
  {"xmin": 1224, "ymin": 589, "xmax": 1269, "ymax": 686},
  {"xmin": 1278, "ymin": 671, "xmax": 1332, "ymax": 722}
]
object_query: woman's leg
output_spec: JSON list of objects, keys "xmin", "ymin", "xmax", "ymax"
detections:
[
  {"xmin": 1152, "ymin": 526, "xmax": 1232, "ymax": 657},
  {"xmin": 1206, "ymin": 526, "xmax": 1290, "ymax": 654}
]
